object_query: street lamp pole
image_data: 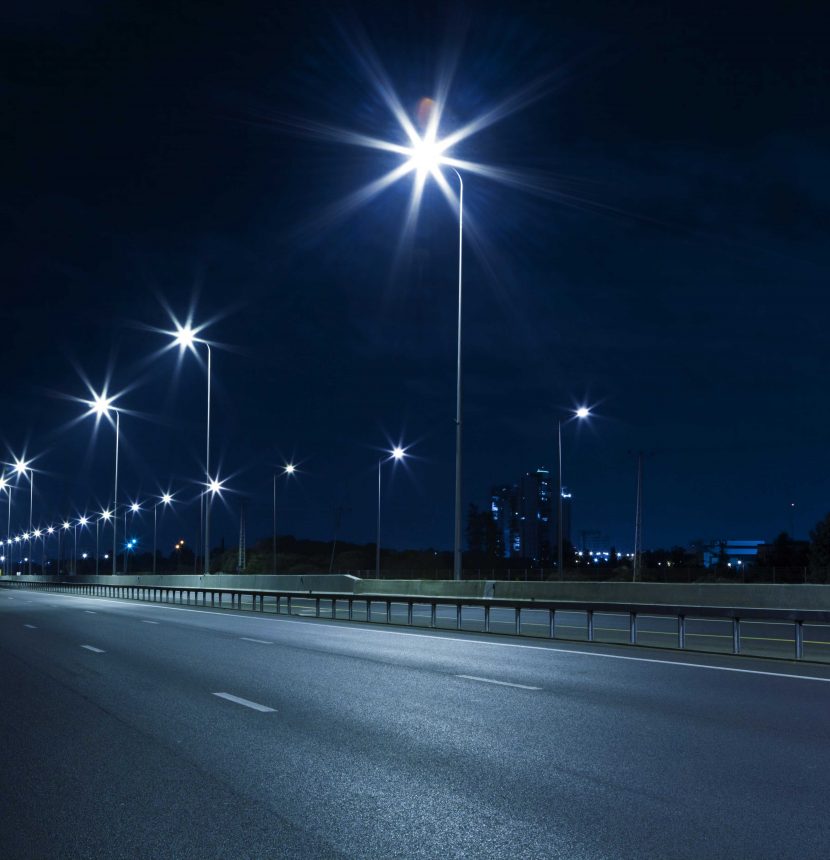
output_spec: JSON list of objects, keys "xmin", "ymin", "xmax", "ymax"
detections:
[
  {"xmin": 153, "ymin": 494, "xmax": 171, "ymax": 576},
  {"xmin": 375, "ymin": 448, "xmax": 406, "ymax": 580},
  {"xmin": 557, "ymin": 408, "xmax": 591, "ymax": 578},
  {"xmin": 451, "ymin": 168, "xmax": 464, "ymax": 583},
  {"xmin": 113, "ymin": 409, "xmax": 119, "ymax": 576}
]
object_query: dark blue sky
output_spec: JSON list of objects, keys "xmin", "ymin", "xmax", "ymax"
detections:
[{"xmin": 2, "ymin": 0, "xmax": 829, "ymax": 555}]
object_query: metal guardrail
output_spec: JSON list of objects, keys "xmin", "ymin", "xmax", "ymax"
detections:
[{"xmin": 2, "ymin": 578, "xmax": 829, "ymax": 662}]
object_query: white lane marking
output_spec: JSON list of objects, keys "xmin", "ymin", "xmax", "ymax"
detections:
[
  {"xmin": 457, "ymin": 674, "xmax": 541, "ymax": 690},
  {"xmin": 80, "ymin": 645, "xmax": 105, "ymax": 653},
  {"xmin": 23, "ymin": 624, "xmax": 37, "ymax": 629},
  {"xmin": 212, "ymin": 692, "xmax": 275, "ymax": 712},
  {"xmin": 240, "ymin": 637, "xmax": 273, "ymax": 645},
  {"xmin": 84, "ymin": 610, "xmax": 97, "ymax": 614},
  {"xmin": 141, "ymin": 620, "xmax": 159, "ymax": 625},
  {"xmin": 23, "ymin": 590, "xmax": 830, "ymax": 685}
]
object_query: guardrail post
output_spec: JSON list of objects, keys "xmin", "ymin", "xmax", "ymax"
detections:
[
  {"xmin": 348, "ymin": 599, "xmax": 353, "ymax": 621},
  {"xmin": 678, "ymin": 615, "xmax": 686, "ymax": 649},
  {"xmin": 515, "ymin": 607, "xmax": 521, "ymax": 636},
  {"xmin": 587, "ymin": 610, "xmax": 594, "ymax": 642},
  {"xmin": 407, "ymin": 601, "xmax": 413, "ymax": 626},
  {"xmin": 485, "ymin": 605, "xmax": 491, "ymax": 633},
  {"xmin": 430, "ymin": 602, "xmax": 436, "ymax": 628},
  {"xmin": 456, "ymin": 603, "xmax": 462, "ymax": 631},
  {"xmin": 795, "ymin": 621, "xmax": 804, "ymax": 660},
  {"xmin": 629, "ymin": 612, "xmax": 637, "ymax": 645},
  {"xmin": 549, "ymin": 609, "xmax": 555, "ymax": 639},
  {"xmin": 732, "ymin": 618, "xmax": 741, "ymax": 655},
  {"xmin": 386, "ymin": 600, "xmax": 392, "ymax": 624},
  {"xmin": 367, "ymin": 600, "xmax": 372, "ymax": 623},
  {"xmin": 287, "ymin": 595, "xmax": 292, "ymax": 616},
  {"xmin": 316, "ymin": 597, "xmax": 321, "ymax": 618}
]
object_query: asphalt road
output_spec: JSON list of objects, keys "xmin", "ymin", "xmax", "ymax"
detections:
[{"xmin": 2, "ymin": 589, "xmax": 830, "ymax": 859}]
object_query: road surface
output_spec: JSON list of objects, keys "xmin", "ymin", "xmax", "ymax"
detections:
[{"xmin": 1, "ymin": 588, "xmax": 829, "ymax": 858}]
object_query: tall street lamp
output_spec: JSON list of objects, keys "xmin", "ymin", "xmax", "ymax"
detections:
[
  {"xmin": 12, "ymin": 458, "xmax": 34, "ymax": 576},
  {"xmin": 273, "ymin": 463, "xmax": 295, "ymax": 573},
  {"xmin": 87, "ymin": 392, "xmax": 122, "ymax": 576},
  {"xmin": 124, "ymin": 501, "xmax": 141, "ymax": 574},
  {"xmin": 376, "ymin": 446, "xmax": 407, "ymax": 580},
  {"xmin": 0, "ymin": 475, "xmax": 11, "ymax": 571},
  {"xmin": 557, "ymin": 407, "xmax": 590, "ymax": 577},
  {"xmin": 74, "ymin": 515, "xmax": 89, "ymax": 576},
  {"xmin": 205, "ymin": 477, "xmax": 223, "ymax": 574},
  {"xmin": 153, "ymin": 493, "xmax": 173, "ymax": 575},
  {"xmin": 170, "ymin": 323, "xmax": 212, "ymax": 575},
  {"xmin": 96, "ymin": 509, "xmax": 112, "ymax": 576},
  {"xmin": 61, "ymin": 520, "xmax": 71, "ymax": 575}
]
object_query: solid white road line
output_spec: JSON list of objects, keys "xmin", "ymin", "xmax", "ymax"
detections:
[
  {"xmin": 80, "ymin": 645, "xmax": 105, "ymax": 653},
  {"xmin": 20, "ymin": 590, "xmax": 830, "ymax": 685},
  {"xmin": 141, "ymin": 620, "xmax": 159, "ymax": 624},
  {"xmin": 240, "ymin": 637, "xmax": 273, "ymax": 645},
  {"xmin": 456, "ymin": 674, "xmax": 541, "ymax": 690},
  {"xmin": 23, "ymin": 624, "xmax": 37, "ymax": 629},
  {"xmin": 212, "ymin": 692, "xmax": 275, "ymax": 712},
  {"xmin": 84, "ymin": 610, "xmax": 97, "ymax": 614}
]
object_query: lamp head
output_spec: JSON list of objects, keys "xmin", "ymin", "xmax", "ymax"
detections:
[
  {"xmin": 284, "ymin": 463, "xmax": 295, "ymax": 475},
  {"xmin": 13, "ymin": 458, "xmax": 29, "ymax": 476},
  {"xmin": 391, "ymin": 446, "xmax": 406, "ymax": 461},
  {"xmin": 101, "ymin": 509, "xmax": 112, "ymax": 521},
  {"xmin": 173, "ymin": 324, "xmax": 197, "ymax": 350},
  {"xmin": 575, "ymin": 407, "xmax": 590, "ymax": 419},
  {"xmin": 161, "ymin": 493, "xmax": 173, "ymax": 505},
  {"xmin": 130, "ymin": 502, "xmax": 141, "ymax": 513}
]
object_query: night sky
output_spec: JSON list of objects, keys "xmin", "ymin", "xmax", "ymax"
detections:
[{"xmin": 3, "ymin": 1, "xmax": 829, "ymax": 557}]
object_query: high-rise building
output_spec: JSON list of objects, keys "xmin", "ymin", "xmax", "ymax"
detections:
[{"xmin": 491, "ymin": 468, "xmax": 565, "ymax": 563}]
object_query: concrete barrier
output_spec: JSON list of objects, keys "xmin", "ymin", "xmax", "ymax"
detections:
[
  {"xmin": 4, "ymin": 573, "xmax": 358, "ymax": 593},
  {"xmin": 6, "ymin": 573, "xmax": 830, "ymax": 611},
  {"xmin": 355, "ymin": 579, "xmax": 830, "ymax": 611}
]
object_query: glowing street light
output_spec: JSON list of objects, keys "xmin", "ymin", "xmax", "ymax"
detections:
[
  {"xmin": 376, "ymin": 445, "xmax": 408, "ymax": 579},
  {"xmin": 74, "ymin": 515, "xmax": 89, "ymax": 576},
  {"xmin": 203, "ymin": 475, "xmax": 224, "ymax": 574},
  {"xmin": 124, "ymin": 500, "xmax": 142, "ymax": 575},
  {"xmin": 557, "ymin": 407, "xmax": 592, "ymax": 577},
  {"xmin": 11, "ymin": 457, "xmax": 35, "ymax": 576},
  {"xmin": 168, "ymin": 320, "xmax": 213, "ymax": 575},
  {"xmin": 153, "ymin": 492, "xmax": 174, "ymax": 575},
  {"xmin": 273, "ymin": 463, "xmax": 297, "ymax": 573},
  {"xmin": 84, "ymin": 390, "xmax": 122, "ymax": 576}
]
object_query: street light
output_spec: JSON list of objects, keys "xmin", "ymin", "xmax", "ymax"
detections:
[
  {"xmin": 0, "ymin": 475, "xmax": 10, "ymax": 574},
  {"xmin": 86, "ymin": 391, "xmax": 121, "ymax": 576},
  {"xmin": 153, "ymin": 493, "xmax": 173, "ymax": 575},
  {"xmin": 96, "ymin": 509, "xmax": 112, "ymax": 576},
  {"xmin": 273, "ymin": 463, "xmax": 296, "ymax": 574},
  {"xmin": 557, "ymin": 407, "xmax": 591, "ymax": 578},
  {"xmin": 74, "ymin": 515, "xmax": 89, "ymax": 576},
  {"xmin": 393, "ymin": 136, "xmax": 465, "ymax": 581},
  {"xmin": 12, "ymin": 457, "xmax": 34, "ymax": 576},
  {"xmin": 124, "ymin": 500, "xmax": 141, "ymax": 575},
  {"xmin": 170, "ymin": 322, "xmax": 213, "ymax": 575},
  {"xmin": 204, "ymin": 476, "xmax": 224, "ymax": 574},
  {"xmin": 376, "ymin": 446, "xmax": 407, "ymax": 579}
]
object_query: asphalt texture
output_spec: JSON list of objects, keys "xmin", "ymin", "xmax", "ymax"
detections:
[{"xmin": 2, "ymin": 588, "xmax": 830, "ymax": 859}]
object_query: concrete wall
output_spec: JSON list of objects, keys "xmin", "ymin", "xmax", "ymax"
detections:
[
  {"xmin": 4, "ymin": 573, "xmax": 358, "ymax": 593},
  {"xmin": 354, "ymin": 579, "xmax": 830, "ymax": 610},
  {"xmin": 6, "ymin": 573, "xmax": 830, "ymax": 610}
]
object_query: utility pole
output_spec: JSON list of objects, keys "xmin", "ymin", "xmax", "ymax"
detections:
[
  {"xmin": 633, "ymin": 452, "xmax": 644, "ymax": 582},
  {"xmin": 237, "ymin": 503, "xmax": 246, "ymax": 572}
]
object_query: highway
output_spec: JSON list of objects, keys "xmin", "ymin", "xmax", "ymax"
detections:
[{"xmin": 2, "ymin": 589, "xmax": 830, "ymax": 859}]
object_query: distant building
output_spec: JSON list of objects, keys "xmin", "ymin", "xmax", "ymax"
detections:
[
  {"xmin": 490, "ymin": 469, "xmax": 572, "ymax": 564},
  {"xmin": 702, "ymin": 539, "xmax": 764, "ymax": 568}
]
